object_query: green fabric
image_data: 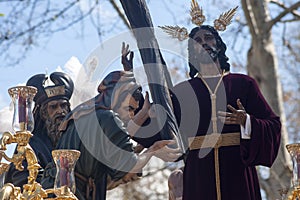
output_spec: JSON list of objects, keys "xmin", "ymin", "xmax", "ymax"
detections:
[{"xmin": 42, "ymin": 110, "xmax": 137, "ymax": 200}]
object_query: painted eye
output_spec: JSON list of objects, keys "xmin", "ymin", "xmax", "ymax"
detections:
[
  {"xmin": 195, "ymin": 38, "xmax": 202, "ymax": 43},
  {"xmin": 61, "ymin": 102, "xmax": 69, "ymax": 109},
  {"xmin": 49, "ymin": 105, "xmax": 57, "ymax": 110},
  {"xmin": 205, "ymin": 35, "xmax": 214, "ymax": 40}
]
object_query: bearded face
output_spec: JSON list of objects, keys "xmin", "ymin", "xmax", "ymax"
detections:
[
  {"xmin": 41, "ymin": 99, "xmax": 70, "ymax": 147},
  {"xmin": 44, "ymin": 117, "xmax": 62, "ymax": 147},
  {"xmin": 196, "ymin": 44, "xmax": 219, "ymax": 64},
  {"xmin": 192, "ymin": 29, "xmax": 220, "ymax": 65}
]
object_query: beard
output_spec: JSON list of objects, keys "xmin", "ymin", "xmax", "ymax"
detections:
[
  {"xmin": 196, "ymin": 44, "xmax": 219, "ymax": 64},
  {"xmin": 45, "ymin": 116, "xmax": 64, "ymax": 147}
]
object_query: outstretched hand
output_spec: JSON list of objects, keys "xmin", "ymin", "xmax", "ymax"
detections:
[
  {"xmin": 150, "ymin": 140, "xmax": 182, "ymax": 162},
  {"xmin": 218, "ymin": 99, "xmax": 247, "ymax": 127},
  {"xmin": 121, "ymin": 42, "xmax": 134, "ymax": 71}
]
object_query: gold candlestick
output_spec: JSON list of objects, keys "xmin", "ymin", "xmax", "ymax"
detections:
[
  {"xmin": 52, "ymin": 150, "xmax": 80, "ymax": 199},
  {"xmin": 0, "ymin": 86, "xmax": 79, "ymax": 200},
  {"xmin": 284, "ymin": 143, "xmax": 300, "ymax": 200}
]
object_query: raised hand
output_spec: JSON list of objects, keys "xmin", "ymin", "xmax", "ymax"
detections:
[
  {"xmin": 131, "ymin": 91, "xmax": 151, "ymax": 124},
  {"xmin": 140, "ymin": 91, "xmax": 151, "ymax": 115},
  {"xmin": 127, "ymin": 91, "xmax": 151, "ymax": 137},
  {"xmin": 218, "ymin": 99, "xmax": 247, "ymax": 127},
  {"xmin": 121, "ymin": 42, "xmax": 134, "ymax": 71}
]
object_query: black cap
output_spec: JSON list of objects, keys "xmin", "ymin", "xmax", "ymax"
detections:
[{"xmin": 26, "ymin": 72, "xmax": 74, "ymax": 106}]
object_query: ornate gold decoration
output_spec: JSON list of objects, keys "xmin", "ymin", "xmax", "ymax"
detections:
[
  {"xmin": 45, "ymin": 186, "xmax": 78, "ymax": 200},
  {"xmin": 45, "ymin": 85, "xmax": 65, "ymax": 98},
  {"xmin": 0, "ymin": 163, "xmax": 9, "ymax": 175},
  {"xmin": 159, "ymin": 0, "xmax": 238, "ymax": 41},
  {"xmin": 52, "ymin": 150, "xmax": 80, "ymax": 198},
  {"xmin": 8, "ymin": 86, "xmax": 37, "ymax": 132},
  {"xmin": 284, "ymin": 143, "xmax": 300, "ymax": 200},
  {"xmin": 158, "ymin": 25, "xmax": 189, "ymax": 41},
  {"xmin": 0, "ymin": 131, "xmax": 79, "ymax": 200},
  {"xmin": 8, "ymin": 86, "xmax": 37, "ymax": 100},
  {"xmin": 0, "ymin": 131, "xmax": 48, "ymax": 199},
  {"xmin": 190, "ymin": 0, "xmax": 205, "ymax": 26},
  {"xmin": 0, "ymin": 86, "xmax": 78, "ymax": 200},
  {"xmin": 0, "ymin": 131, "xmax": 40, "ymax": 184},
  {"xmin": 214, "ymin": 6, "xmax": 238, "ymax": 31}
]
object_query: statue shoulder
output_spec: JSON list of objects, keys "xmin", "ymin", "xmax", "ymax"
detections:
[
  {"xmin": 97, "ymin": 109, "xmax": 118, "ymax": 119},
  {"xmin": 96, "ymin": 109, "xmax": 124, "ymax": 128}
]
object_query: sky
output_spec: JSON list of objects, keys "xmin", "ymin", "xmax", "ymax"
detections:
[
  {"xmin": 0, "ymin": 1, "xmax": 288, "ymax": 198},
  {"xmin": 0, "ymin": 0, "xmax": 189, "ymax": 156},
  {"xmin": 0, "ymin": 0, "xmax": 243, "ymax": 109},
  {"xmin": 0, "ymin": 0, "xmax": 250, "ymax": 160},
  {"xmin": 0, "ymin": 0, "xmax": 170, "ymax": 108},
  {"xmin": 0, "ymin": 0, "xmax": 246, "ymax": 166}
]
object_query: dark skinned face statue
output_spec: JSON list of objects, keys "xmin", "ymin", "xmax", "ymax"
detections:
[
  {"xmin": 192, "ymin": 28, "xmax": 220, "ymax": 64},
  {"xmin": 41, "ymin": 99, "xmax": 70, "ymax": 147},
  {"xmin": 188, "ymin": 25, "xmax": 230, "ymax": 78}
]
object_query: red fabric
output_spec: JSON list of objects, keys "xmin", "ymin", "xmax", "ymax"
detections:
[{"xmin": 172, "ymin": 73, "xmax": 281, "ymax": 200}]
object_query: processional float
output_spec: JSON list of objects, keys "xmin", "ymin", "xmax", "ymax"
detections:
[
  {"xmin": 120, "ymin": 1, "xmax": 300, "ymax": 199},
  {"xmin": 0, "ymin": 86, "xmax": 80, "ymax": 200},
  {"xmin": 0, "ymin": 0, "xmax": 298, "ymax": 199}
]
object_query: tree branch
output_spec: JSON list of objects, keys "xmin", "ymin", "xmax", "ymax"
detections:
[
  {"xmin": 281, "ymin": 18, "xmax": 300, "ymax": 23},
  {"xmin": 108, "ymin": 0, "xmax": 131, "ymax": 29},
  {"xmin": 52, "ymin": 2, "xmax": 98, "ymax": 32},
  {"xmin": 241, "ymin": 0, "xmax": 258, "ymax": 38},
  {"xmin": 284, "ymin": 40, "xmax": 300, "ymax": 63},
  {"xmin": 0, "ymin": 0, "xmax": 80, "ymax": 44},
  {"xmin": 0, "ymin": 0, "xmax": 100, "ymax": 66},
  {"xmin": 270, "ymin": 0, "xmax": 300, "ymax": 18},
  {"xmin": 267, "ymin": 1, "xmax": 300, "ymax": 31},
  {"xmin": 0, "ymin": 0, "xmax": 24, "ymax": 1}
]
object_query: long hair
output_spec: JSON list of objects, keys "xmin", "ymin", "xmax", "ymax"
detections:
[{"xmin": 188, "ymin": 25, "xmax": 230, "ymax": 78}]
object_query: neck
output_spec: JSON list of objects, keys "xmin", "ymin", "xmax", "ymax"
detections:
[{"xmin": 198, "ymin": 60, "xmax": 222, "ymax": 77}]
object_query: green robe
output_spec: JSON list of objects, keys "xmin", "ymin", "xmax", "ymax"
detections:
[{"xmin": 42, "ymin": 109, "xmax": 137, "ymax": 200}]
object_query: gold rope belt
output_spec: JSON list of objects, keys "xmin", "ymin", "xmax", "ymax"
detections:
[
  {"xmin": 188, "ymin": 132, "xmax": 240, "ymax": 200},
  {"xmin": 188, "ymin": 132, "xmax": 240, "ymax": 150}
]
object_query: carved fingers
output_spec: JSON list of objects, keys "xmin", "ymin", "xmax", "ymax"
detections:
[
  {"xmin": 121, "ymin": 42, "xmax": 134, "ymax": 71},
  {"xmin": 218, "ymin": 99, "xmax": 246, "ymax": 126}
]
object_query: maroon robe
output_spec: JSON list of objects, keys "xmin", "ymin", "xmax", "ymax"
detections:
[{"xmin": 172, "ymin": 73, "xmax": 281, "ymax": 200}]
